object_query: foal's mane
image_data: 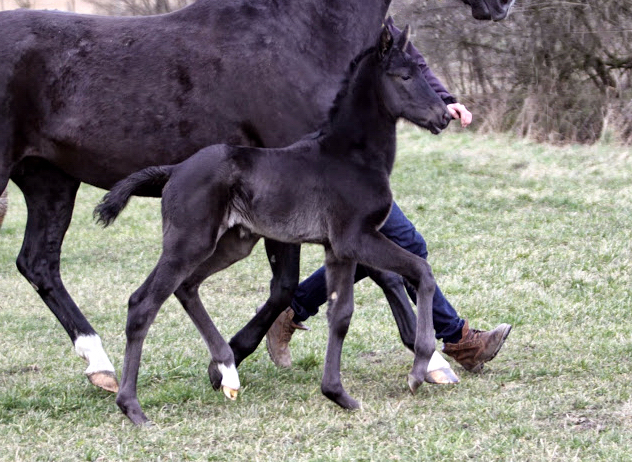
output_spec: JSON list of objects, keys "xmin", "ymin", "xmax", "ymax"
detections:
[{"xmin": 323, "ymin": 45, "xmax": 378, "ymax": 129}]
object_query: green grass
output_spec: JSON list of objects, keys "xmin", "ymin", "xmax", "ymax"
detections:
[{"xmin": 0, "ymin": 129, "xmax": 631, "ymax": 461}]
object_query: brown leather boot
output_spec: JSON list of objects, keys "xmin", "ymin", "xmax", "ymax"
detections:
[
  {"xmin": 264, "ymin": 307, "xmax": 309, "ymax": 368},
  {"xmin": 442, "ymin": 320, "xmax": 511, "ymax": 372}
]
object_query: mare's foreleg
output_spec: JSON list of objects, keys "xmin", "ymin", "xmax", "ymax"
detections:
[
  {"xmin": 364, "ymin": 268, "xmax": 416, "ymax": 351},
  {"xmin": 173, "ymin": 227, "xmax": 259, "ymax": 396},
  {"xmin": 229, "ymin": 240, "xmax": 300, "ymax": 366},
  {"xmin": 342, "ymin": 232, "xmax": 436, "ymax": 394},
  {"xmin": 321, "ymin": 250, "xmax": 359, "ymax": 409},
  {"xmin": 11, "ymin": 158, "xmax": 118, "ymax": 392}
]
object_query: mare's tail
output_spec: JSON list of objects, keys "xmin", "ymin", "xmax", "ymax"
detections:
[{"xmin": 94, "ymin": 166, "xmax": 173, "ymax": 227}]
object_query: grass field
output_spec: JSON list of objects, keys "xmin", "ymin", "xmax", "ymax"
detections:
[{"xmin": 0, "ymin": 129, "xmax": 630, "ymax": 461}]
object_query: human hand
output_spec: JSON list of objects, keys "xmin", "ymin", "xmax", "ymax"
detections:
[{"xmin": 446, "ymin": 103, "xmax": 472, "ymax": 128}]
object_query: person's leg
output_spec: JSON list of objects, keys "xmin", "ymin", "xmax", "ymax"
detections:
[
  {"xmin": 291, "ymin": 266, "xmax": 370, "ymax": 323},
  {"xmin": 265, "ymin": 264, "xmax": 370, "ymax": 367}
]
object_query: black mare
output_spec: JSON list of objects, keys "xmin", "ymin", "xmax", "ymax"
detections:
[
  {"xmin": 96, "ymin": 25, "xmax": 451, "ymax": 424},
  {"xmin": 0, "ymin": 0, "xmax": 514, "ymax": 392}
]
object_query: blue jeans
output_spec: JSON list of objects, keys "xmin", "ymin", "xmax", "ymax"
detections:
[{"xmin": 290, "ymin": 202, "xmax": 464, "ymax": 343}]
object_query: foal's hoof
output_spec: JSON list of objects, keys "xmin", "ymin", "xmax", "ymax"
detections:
[
  {"xmin": 222, "ymin": 386, "xmax": 239, "ymax": 400},
  {"xmin": 87, "ymin": 371, "xmax": 119, "ymax": 393},
  {"xmin": 407, "ymin": 374, "xmax": 424, "ymax": 395},
  {"xmin": 208, "ymin": 364, "xmax": 222, "ymax": 391},
  {"xmin": 425, "ymin": 367, "xmax": 460, "ymax": 385}
]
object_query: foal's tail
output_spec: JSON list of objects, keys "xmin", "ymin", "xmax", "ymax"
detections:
[{"xmin": 94, "ymin": 166, "xmax": 173, "ymax": 227}]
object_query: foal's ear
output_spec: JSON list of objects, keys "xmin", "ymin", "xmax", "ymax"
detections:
[
  {"xmin": 397, "ymin": 25, "xmax": 411, "ymax": 51},
  {"xmin": 378, "ymin": 26, "xmax": 394, "ymax": 60}
]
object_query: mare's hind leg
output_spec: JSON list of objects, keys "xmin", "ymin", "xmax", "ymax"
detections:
[
  {"xmin": 229, "ymin": 239, "xmax": 300, "ymax": 366},
  {"xmin": 173, "ymin": 227, "xmax": 259, "ymax": 395},
  {"xmin": 364, "ymin": 268, "xmax": 416, "ymax": 351},
  {"xmin": 11, "ymin": 158, "xmax": 118, "ymax": 392},
  {"xmin": 320, "ymin": 250, "xmax": 359, "ymax": 409}
]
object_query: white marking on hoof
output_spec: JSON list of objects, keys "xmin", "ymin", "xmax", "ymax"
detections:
[
  {"xmin": 217, "ymin": 363, "xmax": 240, "ymax": 391},
  {"xmin": 269, "ymin": 255, "xmax": 276, "ymax": 263},
  {"xmin": 425, "ymin": 351, "xmax": 459, "ymax": 384},
  {"xmin": 222, "ymin": 386, "xmax": 238, "ymax": 400},
  {"xmin": 330, "ymin": 291, "xmax": 338, "ymax": 301},
  {"xmin": 427, "ymin": 351, "xmax": 451, "ymax": 372},
  {"xmin": 74, "ymin": 335, "xmax": 115, "ymax": 375}
]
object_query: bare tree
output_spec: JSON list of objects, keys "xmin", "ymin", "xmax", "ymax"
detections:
[
  {"xmin": 392, "ymin": 0, "xmax": 632, "ymax": 143},
  {"xmin": 89, "ymin": 0, "xmax": 191, "ymax": 16}
]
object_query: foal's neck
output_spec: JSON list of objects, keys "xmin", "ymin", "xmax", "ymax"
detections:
[{"xmin": 323, "ymin": 57, "xmax": 398, "ymax": 174}]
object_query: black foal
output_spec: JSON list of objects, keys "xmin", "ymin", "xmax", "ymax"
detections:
[{"xmin": 96, "ymin": 25, "xmax": 451, "ymax": 424}]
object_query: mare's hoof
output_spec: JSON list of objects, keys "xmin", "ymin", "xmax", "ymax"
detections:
[
  {"xmin": 407, "ymin": 374, "xmax": 424, "ymax": 394},
  {"xmin": 222, "ymin": 386, "xmax": 239, "ymax": 400},
  {"xmin": 87, "ymin": 370, "xmax": 119, "ymax": 393},
  {"xmin": 117, "ymin": 400, "xmax": 150, "ymax": 426},
  {"xmin": 425, "ymin": 367, "xmax": 460, "ymax": 385}
]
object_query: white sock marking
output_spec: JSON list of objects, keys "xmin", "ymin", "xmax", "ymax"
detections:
[
  {"xmin": 427, "ymin": 350, "xmax": 452, "ymax": 372},
  {"xmin": 74, "ymin": 334, "xmax": 116, "ymax": 375},
  {"xmin": 218, "ymin": 363, "xmax": 240, "ymax": 390}
]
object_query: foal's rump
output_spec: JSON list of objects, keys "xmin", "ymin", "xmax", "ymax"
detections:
[{"xmin": 94, "ymin": 144, "xmax": 234, "ymax": 227}]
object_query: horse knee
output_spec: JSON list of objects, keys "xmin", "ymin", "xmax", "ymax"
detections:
[
  {"xmin": 125, "ymin": 292, "xmax": 156, "ymax": 339},
  {"xmin": 269, "ymin": 275, "xmax": 298, "ymax": 307},
  {"xmin": 377, "ymin": 271, "xmax": 405, "ymax": 292},
  {"xmin": 16, "ymin": 254, "xmax": 53, "ymax": 293},
  {"xmin": 174, "ymin": 280, "xmax": 199, "ymax": 301}
]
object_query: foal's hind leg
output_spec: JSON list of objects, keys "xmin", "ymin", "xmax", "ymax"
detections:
[
  {"xmin": 117, "ymin": 229, "xmax": 223, "ymax": 424},
  {"xmin": 320, "ymin": 250, "xmax": 359, "ymax": 409},
  {"xmin": 173, "ymin": 227, "xmax": 259, "ymax": 396},
  {"xmin": 11, "ymin": 158, "xmax": 118, "ymax": 392},
  {"xmin": 229, "ymin": 240, "xmax": 300, "ymax": 366}
]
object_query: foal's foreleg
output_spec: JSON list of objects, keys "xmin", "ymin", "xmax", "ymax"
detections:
[
  {"xmin": 343, "ymin": 232, "xmax": 436, "ymax": 394},
  {"xmin": 321, "ymin": 251, "xmax": 359, "ymax": 410},
  {"xmin": 365, "ymin": 268, "xmax": 459, "ymax": 385},
  {"xmin": 174, "ymin": 228, "xmax": 259, "ymax": 397}
]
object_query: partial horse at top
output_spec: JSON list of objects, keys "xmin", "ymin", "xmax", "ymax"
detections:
[{"xmin": 0, "ymin": 0, "xmax": 516, "ymax": 395}]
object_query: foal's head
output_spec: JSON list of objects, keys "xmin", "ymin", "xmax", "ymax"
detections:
[{"xmin": 376, "ymin": 25, "xmax": 451, "ymax": 134}]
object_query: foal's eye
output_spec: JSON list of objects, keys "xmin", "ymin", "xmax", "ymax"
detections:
[{"xmin": 401, "ymin": 75, "xmax": 411, "ymax": 81}]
